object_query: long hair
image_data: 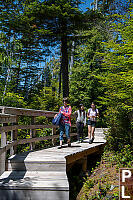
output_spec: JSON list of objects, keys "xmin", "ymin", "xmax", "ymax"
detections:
[{"xmin": 79, "ymin": 104, "xmax": 85, "ymax": 118}]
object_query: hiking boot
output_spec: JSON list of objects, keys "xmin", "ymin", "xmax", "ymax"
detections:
[
  {"xmin": 89, "ymin": 139, "xmax": 92, "ymax": 144},
  {"xmin": 91, "ymin": 137, "xmax": 94, "ymax": 143},
  {"xmin": 81, "ymin": 139, "xmax": 83, "ymax": 143},
  {"xmin": 67, "ymin": 138, "xmax": 71, "ymax": 147},
  {"xmin": 58, "ymin": 145, "xmax": 62, "ymax": 149}
]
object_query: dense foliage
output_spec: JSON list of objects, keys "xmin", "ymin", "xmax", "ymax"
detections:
[
  {"xmin": 98, "ymin": 9, "xmax": 133, "ymax": 151},
  {"xmin": 0, "ymin": 2, "xmax": 133, "ymax": 200},
  {"xmin": 0, "ymin": 1, "xmax": 132, "ymax": 151}
]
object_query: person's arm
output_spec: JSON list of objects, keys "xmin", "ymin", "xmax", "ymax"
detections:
[
  {"xmin": 54, "ymin": 107, "xmax": 61, "ymax": 118},
  {"xmin": 87, "ymin": 109, "xmax": 90, "ymax": 118},
  {"xmin": 62, "ymin": 106, "xmax": 72, "ymax": 117},
  {"xmin": 74, "ymin": 110, "xmax": 78, "ymax": 116},
  {"xmin": 96, "ymin": 109, "xmax": 99, "ymax": 118},
  {"xmin": 84, "ymin": 111, "xmax": 86, "ymax": 126}
]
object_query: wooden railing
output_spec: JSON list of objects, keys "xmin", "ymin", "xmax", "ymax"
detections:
[{"xmin": 0, "ymin": 106, "xmax": 76, "ymax": 175}]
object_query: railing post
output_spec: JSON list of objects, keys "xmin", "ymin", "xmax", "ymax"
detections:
[
  {"xmin": 30, "ymin": 116, "xmax": 36, "ymax": 150},
  {"xmin": 10, "ymin": 129, "xmax": 14, "ymax": 156},
  {"xmin": 0, "ymin": 123, "xmax": 7, "ymax": 175},
  {"xmin": 52, "ymin": 127, "xmax": 56, "ymax": 146},
  {"xmin": 13, "ymin": 116, "xmax": 18, "ymax": 154}
]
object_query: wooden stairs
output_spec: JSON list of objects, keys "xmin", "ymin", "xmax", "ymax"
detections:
[{"xmin": 0, "ymin": 128, "xmax": 106, "ymax": 200}]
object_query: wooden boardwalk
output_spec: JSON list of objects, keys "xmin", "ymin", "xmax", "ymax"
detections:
[{"xmin": 0, "ymin": 128, "xmax": 106, "ymax": 200}]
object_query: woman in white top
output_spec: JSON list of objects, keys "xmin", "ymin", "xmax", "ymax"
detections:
[
  {"xmin": 74, "ymin": 104, "xmax": 86, "ymax": 143},
  {"xmin": 87, "ymin": 102, "xmax": 99, "ymax": 144}
]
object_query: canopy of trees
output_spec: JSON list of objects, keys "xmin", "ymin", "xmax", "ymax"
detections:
[{"xmin": 0, "ymin": 0, "xmax": 133, "ymax": 151}]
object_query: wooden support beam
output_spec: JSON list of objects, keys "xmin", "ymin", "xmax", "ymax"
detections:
[
  {"xmin": 66, "ymin": 145, "xmax": 101, "ymax": 165},
  {"xmin": 82, "ymin": 156, "xmax": 87, "ymax": 172},
  {"xmin": 52, "ymin": 127, "xmax": 56, "ymax": 146},
  {"xmin": 31, "ymin": 116, "xmax": 36, "ymax": 150},
  {"xmin": 0, "ymin": 123, "xmax": 7, "ymax": 175},
  {"xmin": 10, "ymin": 129, "xmax": 14, "ymax": 156},
  {"xmin": 66, "ymin": 162, "xmax": 75, "ymax": 172},
  {"xmin": 13, "ymin": 116, "xmax": 18, "ymax": 154},
  {"xmin": 75, "ymin": 156, "xmax": 87, "ymax": 172}
]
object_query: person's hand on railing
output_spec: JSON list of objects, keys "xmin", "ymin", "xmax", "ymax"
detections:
[{"xmin": 54, "ymin": 114, "xmax": 58, "ymax": 118}]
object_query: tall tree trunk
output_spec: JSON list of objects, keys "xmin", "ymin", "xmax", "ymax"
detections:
[
  {"xmin": 15, "ymin": 61, "xmax": 21, "ymax": 93},
  {"xmin": 24, "ymin": 63, "xmax": 29, "ymax": 100},
  {"xmin": 58, "ymin": 64, "xmax": 61, "ymax": 97},
  {"xmin": 61, "ymin": 34, "xmax": 69, "ymax": 97},
  {"xmin": 69, "ymin": 40, "xmax": 75, "ymax": 77},
  {"xmin": 2, "ymin": 67, "xmax": 10, "ymax": 104}
]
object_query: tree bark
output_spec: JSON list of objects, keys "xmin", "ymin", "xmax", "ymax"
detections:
[
  {"xmin": 61, "ymin": 34, "xmax": 69, "ymax": 97},
  {"xmin": 58, "ymin": 64, "xmax": 61, "ymax": 97},
  {"xmin": 15, "ymin": 61, "xmax": 21, "ymax": 93}
]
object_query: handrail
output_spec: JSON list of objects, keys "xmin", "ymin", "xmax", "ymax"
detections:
[
  {"xmin": 0, "ymin": 113, "xmax": 17, "ymax": 123},
  {"xmin": 0, "ymin": 132, "xmax": 77, "ymax": 155},
  {"xmin": 0, "ymin": 106, "xmax": 76, "ymax": 175},
  {"xmin": 0, "ymin": 106, "xmax": 58, "ymax": 117}
]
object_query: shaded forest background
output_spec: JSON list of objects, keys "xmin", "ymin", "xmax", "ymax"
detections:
[{"xmin": 0, "ymin": 0, "xmax": 133, "ymax": 151}]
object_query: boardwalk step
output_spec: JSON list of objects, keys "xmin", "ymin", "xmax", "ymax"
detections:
[
  {"xmin": 7, "ymin": 153, "xmax": 66, "ymax": 171},
  {"xmin": 0, "ymin": 171, "xmax": 69, "ymax": 200},
  {"xmin": 94, "ymin": 131, "xmax": 105, "ymax": 135}
]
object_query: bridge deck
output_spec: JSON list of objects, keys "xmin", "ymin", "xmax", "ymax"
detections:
[{"xmin": 0, "ymin": 128, "xmax": 106, "ymax": 200}]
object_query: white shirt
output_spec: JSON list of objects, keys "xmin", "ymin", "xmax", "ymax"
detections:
[
  {"xmin": 88, "ymin": 108, "xmax": 99, "ymax": 122},
  {"xmin": 75, "ymin": 110, "xmax": 86, "ymax": 125}
]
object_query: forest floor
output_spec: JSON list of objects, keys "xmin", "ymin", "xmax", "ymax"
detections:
[{"xmin": 76, "ymin": 150, "xmax": 133, "ymax": 200}]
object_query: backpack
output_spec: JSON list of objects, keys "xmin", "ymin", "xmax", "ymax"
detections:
[{"xmin": 52, "ymin": 113, "xmax": 62, "ymax": 125}]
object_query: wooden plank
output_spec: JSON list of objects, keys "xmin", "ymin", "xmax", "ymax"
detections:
[
  {"xmin": 0, "ymin": 171, "xmax": 69, "ymax": 200},
  {"xmin": 16, "ymin": 133, "xmax": 77, "ymax": 146},
  {"xmin": 66, "ymin": 145, "xmax": 102, "ymax": 164},
  {"xmin": 10, "ymin": 130, "xmax": 14, "ymax": 156},
  {"xmin": 0, "ymin": 189, "xmax": 69, "ymax": 200},
  {"xmin": 52, "ymin": 127, "xmax": 56, "ymax": 146},
  {"xmin": 31, "ymin": 116, "xmax": 36, "ymax": 150},
  {"xmin": 0, "ymin": 106, "xmax": 75, "ymax": 118},
  {"xmin": 0, "ymin": 106, "xmax": 58, "ymax": 117},
  {"xmin": 8, "ymin": 161, "xmax": 66, "ymax": 171},
  {"xmin": 13, "ymin": 116, "xmax": 18, "ymax": 154},
  {"xmin": 0, "ymin": 124, "xmax": 75, "ymax": 132},
  {"xmin": 0, "ymin": 133, "xmax": 77, "ymax": 155},
  {"xmin": 0, "ymin": 114, "xmax": 16, "ymax": 123},
  {"xmin": 0, "ymin": 123, "xmax": 7, "ymax": 175},
  {"xmin": 0, "ymin": 124, "xmax": 58, "ymax": 132}
]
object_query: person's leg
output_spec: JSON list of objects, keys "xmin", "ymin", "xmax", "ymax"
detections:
[
  {"xmin": 76, "ymin": 122, "xmax": 80, "ymax": 142},
  {"xmin": 91, "ymin": 122, "xmax": 96, "ymax": 142},
  {"xmin": 65, "ymin": 124, "xmax": 71, "ymax": 147},
  {"xmin": 59, "ymin": 124, "xmax": 64, "ymax": 148},
  {"xmin": 88, "ymin": 125, "xmax": 92, "ymax": 143},
  {"xmin": 87, "ymin": 120, "xmax": 92, "ymax": 138},
  {"xmin": 88, "ymin": 125, "xmax": 92, "ymax": 139},
  {"xmin": 80, "ymin": 123, "xmax": 84, "ymax": 142},
  {"xmin": 90, "ymin": 122, "xmax": 96, "ymax": 143},
  {"xmin": 91, "ymin": 126, "xmax": 95, "ymax": 138}
]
